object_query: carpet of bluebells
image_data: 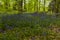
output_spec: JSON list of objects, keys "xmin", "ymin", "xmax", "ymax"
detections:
[{"xmin": 0, "ymin": 12, "xmax": 60, "ymax": 40}]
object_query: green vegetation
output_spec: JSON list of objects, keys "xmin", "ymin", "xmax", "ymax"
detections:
[
  {"xmin": 0, "ymin": 0, "xmax": 60, "ymax": 40},
  {"xmin": 0, "ymin": 0, "xmax": 60, "ymax": 13}
]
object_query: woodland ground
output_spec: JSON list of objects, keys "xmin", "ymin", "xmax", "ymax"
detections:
[{"xmin": 0, "ymin": 13, "xmax": 60, "ymax": 40}]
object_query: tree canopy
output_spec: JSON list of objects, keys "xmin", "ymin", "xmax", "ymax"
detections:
[{"xmin": 0, "ymin": 0, "xmax": 60, "ymax": 14}]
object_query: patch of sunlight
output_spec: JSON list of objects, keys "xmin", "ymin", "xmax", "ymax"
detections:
[
  {"xmin": 40, "ymin": 0, "xmax": 52, "ymax": 7},
  {"xmin": 0, "ymin": 1, "xmax": 4, "ymax": 5},
  {"xmin": 26, "ymin": 0, "xmax": 29, "ymax": 3}
]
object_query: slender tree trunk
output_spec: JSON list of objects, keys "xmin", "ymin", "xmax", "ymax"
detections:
[
  {"xmin": 33, "ymin": 0, "xmax": 35, "ymax": 12},
  {"xmin": 38, "ymin": 0, "xmax": 40, "ymax": 12},
  {"xmin": 24, "ymin": 0, "xmax": 26, "ymax": 12},
  {"xmin": 37, "ymin": 0, "xmax": 39, "ymax": 12},
  {"xmin": 5, "ymin": 0, "xmax": 9, "ymax": 9},
  {"xmin": 17, "ymin": 0, "xmax": 23, "ymax": 13},
  {"xmin": 44, "ymin": 0, "xmax": 45, "ymax": 12}
]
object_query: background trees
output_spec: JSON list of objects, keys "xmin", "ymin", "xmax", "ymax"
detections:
[
  {"xmin": 48, "ymin": 0, "xmax": 60, "ymax": 15},
  {"xmin": 0, "ymin": 0, "xmax": 60, "ymax": 14}
]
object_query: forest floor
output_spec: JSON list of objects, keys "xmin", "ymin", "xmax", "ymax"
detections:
[{"xmin": 0, "ymin": 13, "xmax": 60, "ymax": 40}]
